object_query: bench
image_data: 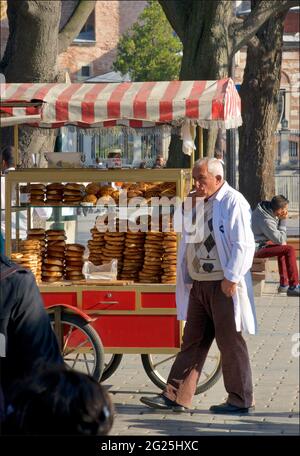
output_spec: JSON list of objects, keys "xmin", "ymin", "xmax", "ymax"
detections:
[{"xmin": 251, "ymin": 258, "xmax": 267, "ymax": 297}]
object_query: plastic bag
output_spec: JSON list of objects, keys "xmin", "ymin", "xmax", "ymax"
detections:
[{"xmin": 82, "ymin": 259, "xmax": 118, "ymax": 281}]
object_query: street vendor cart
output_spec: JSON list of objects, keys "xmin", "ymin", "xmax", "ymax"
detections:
[{"xmin": 1, "ymin": 79, "xmax": 242, "ymax": 392}]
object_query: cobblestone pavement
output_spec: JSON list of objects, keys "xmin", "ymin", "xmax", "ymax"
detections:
[{"xmin": 102, "ymin": 283, "xmax": 299, "ymax": 436}]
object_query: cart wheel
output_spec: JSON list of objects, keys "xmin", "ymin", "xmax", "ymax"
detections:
[
  {"xmin": 141, "ymin": 342, "xmax": 222, "ymax": 394},
  {"xmin": 49, "ymin": 313, "xmax": 105, "ymax": 382},
  {"xmin": 101, "ymin": 354, "xmax": 123, "ymax": 382}
]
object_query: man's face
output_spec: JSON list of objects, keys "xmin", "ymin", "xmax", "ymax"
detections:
[{"xmin": 192, "ymin": 164, "xmax": 222, "ymax": 198}]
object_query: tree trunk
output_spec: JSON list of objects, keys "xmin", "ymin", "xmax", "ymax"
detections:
[
  {"xmin": 165, "ymin": 0, "xmax": 232, "ymax": 168},
  {"xmin": 1, "ymin": 1, "xmax": 62, "ymax": 166},
  {"xmin": 239, "ymin": 2, "xmax": 288, "ymax": 208},
  {"xmin": 1, "ymin": 1, "xmax": 96, "ymax": 167},
  {"xmin": 2, "ymin": 1, "xmax": 61, "ymax": 81}
]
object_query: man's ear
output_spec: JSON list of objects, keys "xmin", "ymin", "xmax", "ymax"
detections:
[{"xmin": 216, "ymin": 175, "xmax": 222, "ymax": 183}]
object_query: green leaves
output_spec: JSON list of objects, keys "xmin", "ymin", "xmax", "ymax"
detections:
[{"xmin": 113, "ymin": 1, "xmax": 182, "ymax": 81}]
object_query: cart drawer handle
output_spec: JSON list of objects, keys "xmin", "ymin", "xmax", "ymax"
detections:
[{"xmin": 98, "ymin": 301, "xmax": 119, "ymax": 305}]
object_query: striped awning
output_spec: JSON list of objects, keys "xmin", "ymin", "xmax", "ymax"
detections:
[
  {"xmin": 0, "ymin": 78, "xmax": 242, "ymax": 130},
  {"xmin": 0, "ymin": 101, "xmax": 43, "ymax": 127}
]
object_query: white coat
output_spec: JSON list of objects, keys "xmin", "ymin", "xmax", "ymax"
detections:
[{"xmin": 176, "ymin": 181, "xmax": 257, "ymax": 335}]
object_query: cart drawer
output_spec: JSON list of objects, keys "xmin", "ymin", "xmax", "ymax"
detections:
[
  {"xmin": 141, "ymin": 292, "xmax": 176, "ymax": 308},
  {"xmin": 92, "ymin": 315, "xmax": 180, "ymax": 348},
  {"xmin": 42, "ymin": 292, "xmax": 77, "ymax": 308},
  {"xmin": 82, "ymin": 291, "xmax": 135, "ymax": 310}
]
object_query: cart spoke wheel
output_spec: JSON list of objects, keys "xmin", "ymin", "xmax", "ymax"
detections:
[
  {"xmin": 141, "ymin": 341, "xmax": 222, "ymax": 394},
  {"xmin": 101, "ymin": 354, "xmax": 123, "ymax": 382},
  {"xmin": 49, "ymin": 313, "xmax": 105, "ymax": 381}
]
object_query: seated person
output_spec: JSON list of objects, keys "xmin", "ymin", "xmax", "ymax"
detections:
[
  {"xmin": 152, "ymin": 155, "xmax": 166, "ymax": 169},
  {"xmin": 252, "ymin": 195, "xmax": 299, "ymax": 296},
  {"xmin": 2, "ymin": 365, "xmax": 114, "ymax": 435}
]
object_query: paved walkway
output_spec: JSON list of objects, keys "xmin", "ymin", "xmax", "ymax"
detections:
[{"xmin": 103, "ymin": 283, "xmax": 299, "ymax": 436}]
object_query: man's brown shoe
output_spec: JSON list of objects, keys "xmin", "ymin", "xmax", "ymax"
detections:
[{"xmin": 209, "ymin": 402, "xmax": 255, "ymax": 414}]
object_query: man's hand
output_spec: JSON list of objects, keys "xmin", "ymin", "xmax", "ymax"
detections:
[
  {"xmin": 278, "ymin": 208, "xmax": 288, "ymax": 219},
  {"xmin": 221, "ymin": 278, "xmax": 237, "ymax": 298}
]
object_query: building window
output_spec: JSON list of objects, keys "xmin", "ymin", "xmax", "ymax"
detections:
[
  {"xmin": 76, "ymin": 64, "xmax": 92, "ymax": 81},
  {"xmin": 289, "ymin": 141, "xmax": 298, "ymax": 159},
  {"xmin": 277, "ymin": 89, "xmax": 286, "ymax": 125},
  {"xmin": 277, "ymin": 141, "xmax": 281, "ymax": 163},
  {"xmin": 81, "ymin": 65, "xmax": 90, "ymax": 77},
  {"xmin": 75, "ymin": 11, "xmax": 95, "ymax": 41}
]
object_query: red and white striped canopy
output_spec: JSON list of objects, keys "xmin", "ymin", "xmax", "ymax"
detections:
[
  {"xmin": 1, "ymin": 78, "xmax": 242, "ymax": 129},
  {"xmin": 0, "ymin": 102, "xmax": 42, "ymax": 127}
]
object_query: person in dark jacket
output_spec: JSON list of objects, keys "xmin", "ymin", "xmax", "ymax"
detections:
[
  {"xmin": 252, "ymin": 195, "xmax": 299, "ymax": 297},
  {"xmin": 0, "ymin": 254, "xmax": 63, "ymax": 400}
]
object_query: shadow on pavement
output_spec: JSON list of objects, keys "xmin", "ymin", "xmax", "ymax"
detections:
[{"xmin": 115, "ymin": 415, "xmax": 300, "ymax": 436}]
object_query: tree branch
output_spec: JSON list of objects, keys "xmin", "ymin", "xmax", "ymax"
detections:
[
  {"xmin": 158, "ymin": 0, "xmax": 192, "ymax": 43},
  {"xmin": 230, "ymin": 0, "xmax": 297, "ymax": 54},
  {"xmin": 58, "ymin": 0, "xmax": 96, "ymax": 54}
]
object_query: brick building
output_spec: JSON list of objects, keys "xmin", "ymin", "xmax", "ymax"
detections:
[
  {"xmin": 58, "ymin": 0, "xmax": 147, "ymax": 81},
  {"xmin": 0, "ymin": 1, "xmax": 298, "ymax": 171},
  {"xmin": 235, "ymin": 2, "xmax": 299, "ymax": 171}
]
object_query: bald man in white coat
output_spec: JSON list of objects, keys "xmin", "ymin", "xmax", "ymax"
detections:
[{"xmin": 141, "ymin": 158, "xmax": 257, "ymax": 414}]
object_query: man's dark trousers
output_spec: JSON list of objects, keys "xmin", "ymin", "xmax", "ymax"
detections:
[{"xmin": 164, "ymin": 280, "xmax": 254, "ymax": 409}]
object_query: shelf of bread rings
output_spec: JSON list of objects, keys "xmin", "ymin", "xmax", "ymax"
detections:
[
  {"xmin": 10, "ymin": 217, "xmax": 178, "ymax": 285},
  {"xmin": 17, "ymin": 180, "xmax": 178, "ymax": 206},
  {"xmin": 5, "ymin": 169, "xmax": 191, "ymax": 286}
]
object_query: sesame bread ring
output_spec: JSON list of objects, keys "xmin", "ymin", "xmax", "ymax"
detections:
[
  {"xmin": 47, "ymin": 241, "xmax": 66, "ymax": 248},
  {"xmin": 164, "ymin": 247, "xmax": 177, "ymax": 253},
  {"xmin": 45, "ymin": 251, "xmax": 65, "ymax": 259},
  {"xmin": 163, "ymin": 241, "xmax": 177, "ymax": 247},
  {"xmin": 86, "ymin": 182, "xmax": 101, "ymax": 195},
  {"xmin": 44, "ymin": 258, "xmax": 64, "ymax": 266},
  {"xmin": 46, "ymin": 229, "xmax": 65, "ymax": 235},
  {"xmin": 29, "ymin": 184, "xmax": 46, "ymax": 190},
  {"xmin": 42, "ymin": 271, "xmax": 63, "ymax": 277},
  {"xmin": 27, "ymin": 228, "xmax": 45, "ymax": 235},
  {"xmin": 66, "ymin": 244, "xmax": 85, "ymax": 251},
  {"xmin": 144, "ymin": 241, "xmax": 163, "ymax": 247},
  {"xmin": 46, "ymin": 183, "xmax": 65, "ymax": 191},
  {"xmin": 126, "ymin": 233, "xmax": 146, "ymax": 238},
  {"xmin": 144, "ymin": 258, "xmax": 162, "ymax": 264},
  {"xmin": 162, "ymin": 271, "xmax": 177, "ymax": 277},
  {"xmin": 30, "ymin": 189, "xmax": 45, "ymax": 195},
  {"xmin": 64, "ymin": 183, "xmax": 84, "ymax": 191},
  {"xmin": 144, "ymin": 248, "xmax": 162, "ymax": 254},
  {"xmin": 65, "ymin": 269, "xmax": 84, "ymax": 275},
  {"xmin": 47, "ymin": 236, "xmax": 67, "ymax": 242},
  {"xmin": 163, "ymin": 237, "xmax": 177, "ymax": 243},
  {"xmin": 65, "ymin": 263, "xmax": 84, "ymax": 269},
  {"xmin": 44, "ymin": 194, "xmax": 63, "ymax": 199},
  {"xmin": 104, "ymin": 233, "xmax": 125, "ymax": 239},
  {"xmin": 46, "ymin": 245, "xmax": 65, "ymax": 253},
  {"xmin": 20, "ymin": 242, "xmax": 40, "ymax": 248},
  {"xmin": 146, "ymin": 231, "xmax": 164, "ymax": 237},
  {"xmin": 11, "ymin": 253, "xmax": 24, "ymax": 260},
  {"xmin": 42, "ymin": 276, "xmax": 63, "ymax": 282},
  {"xmin": 42, "ymin": 265, "xmax": 64, "ymax": 272}
]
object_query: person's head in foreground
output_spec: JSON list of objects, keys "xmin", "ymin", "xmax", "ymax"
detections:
[{"xmin": 3, "ymin": 365, "xmax": 114, "ymax": 435}]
